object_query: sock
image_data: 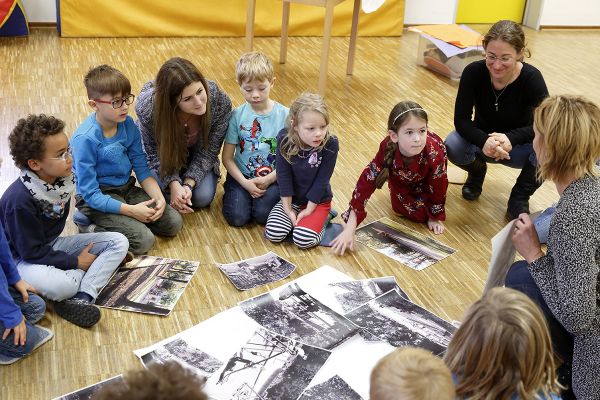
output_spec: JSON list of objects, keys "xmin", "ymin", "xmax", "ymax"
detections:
[{"xmin": 73, "ymin": 292, "xmax": 93, "ymax": 303}]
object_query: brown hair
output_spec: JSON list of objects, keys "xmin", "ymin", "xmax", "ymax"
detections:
[
  {"xmin": 84, "ymin": 64, "xmax": 132, "ymax": 100},
  {"xmin": 370, "ymin": 346, "xmax": 455, "ymax": 400},
  {"xmin": 8, "ymin": 114, "xmax": 65, "ymax": 170},
  {"xmin": 280, "ymin": 92, "xmax": 331, "ymax": 163},
  {"xmin": 94, "ymin": 361, "xmax": 208, "ymax": 400},
  {"xmin": 375, "ymin": 101, "xmax": 428, "ymax": 188},
  {"xmin": 444, "ymin": 287, "xmax": 560, "ymax": 400},
  {"xmin": 153, "ymin": 57, "xmax": 211, "ymax": 177},
  {"xmin": 483, "ymin": 20, "xmax": 530, "ymax": 60},
  {"xmin": 235, "ymin": 51, "xmax": 274, "ymax": 84},
  {"xmin": 534, "ymin": 95, "xmax": 600, "ymax": 182}
]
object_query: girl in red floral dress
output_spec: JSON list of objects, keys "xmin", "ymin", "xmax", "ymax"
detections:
[{"xmin": 331, "ymin": 101, "xmax": 448, "ymax": 255}]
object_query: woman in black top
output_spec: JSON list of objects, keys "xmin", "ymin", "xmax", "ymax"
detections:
[{"xmin": 445, "ymin": 20, "xmax": 549, "ymax": 219}]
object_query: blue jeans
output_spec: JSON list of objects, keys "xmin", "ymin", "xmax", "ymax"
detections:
[
  {"xmin": 445, "ymin": 130, "xmax": 536, "ymax": 168},
  {"xmin": 222, "ymin": 174, "xmax": 280, "ymax": 226},
  {"xmin": 16, "ymin": 231, "xmax": 129, "ymax": 301},
  {"xmin": 0, "ymin": 287, "xmax": 47, "ymax": 359},
  {"xmin": 154, "ymin": 170, "xmax": 218, "ymax": 209},
  {"xmin": 533, "ymin": 205, "xmax": 556, "ymax": 244},
  {"xmin": 505, "ymin": 260, "xmax": 574, "ymax": 363}
]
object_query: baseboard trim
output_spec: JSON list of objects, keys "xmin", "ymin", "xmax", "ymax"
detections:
[
  {"xmin": 540, "ymin": 25, "xmax": 600, "ymax": 30},
  {"xmin": 29, "ymin": 22, "xmax": 57, "ymax": 28}
]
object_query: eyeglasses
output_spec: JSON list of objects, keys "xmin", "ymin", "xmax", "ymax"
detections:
[
  {"xmin": 484, "ymin": 53, "xmax": 514, "ymax": 65},
  {"xmin": 94, "ymin": 94, "xmax": 135, "ymax": 109},
  {"xmin": 45, "ymin": 146, "xmax": 72, "ymax": 161}
]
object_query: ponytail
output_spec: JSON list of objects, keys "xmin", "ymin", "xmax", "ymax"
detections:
[{"xmin": 375, "ymin": 139, "xmax": 397, "ymax": 189}]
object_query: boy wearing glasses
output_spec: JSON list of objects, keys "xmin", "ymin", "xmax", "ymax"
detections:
[
  {"xmin": 0, "ymin": 115, "xmax": 129, "ymax": 328},
  {"xmin": 71, "ymin": 65, "xmax": 182, "ymax": 255}
]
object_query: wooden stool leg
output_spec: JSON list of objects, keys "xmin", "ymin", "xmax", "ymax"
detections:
[
  {"xmin": 245, "ymin": 0, "xmax": 256, "ymax": 52},
  {"xmin": 280, "ymin": 1, "xmax": 291, "ymax": 64},
  {"xmin": 318, "ymin": 1, "xmax": 335, "ymax": 95},
  {"xmin": 347, "ymin": 0, "xmax": 360, "ymax": 75}
]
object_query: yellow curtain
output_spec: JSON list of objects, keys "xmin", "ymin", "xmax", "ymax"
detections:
[{"xmin": 60, "ymin": 0, "xmax": 404, "ymax": 37}]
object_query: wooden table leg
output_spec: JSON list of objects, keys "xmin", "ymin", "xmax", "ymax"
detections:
[
  {"xmin": 280, "ymin": 1, "xmax": 291, "ymax": 64},
  {"xmin": 245, "ymin": 0, "xmax": 256, "ymax": 52},
  {"xmin": 347, "ymin": 0, "xmax": 360, "ymax": 75},
  {"xmin": 318, "ymin": 0, "xmax": 335, "ymax": 95}
]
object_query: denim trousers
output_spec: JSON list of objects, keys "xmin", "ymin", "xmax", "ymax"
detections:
[
  {"xmin": 153, "ymin": 170, "xmax": 219, "ymax": 209},
  {"xmin": 0, "ymin": 287, "xmax": 47, "ymax": 358},
  {"xmin": 16, "ymin": 231, "xmax": 129, "ymax": 301},
  {"xmin": 445, "ymin": 130, "xmax": 536, "ymax": 168},
  {"xmin": 222, "ymin": 174, "xmax": 280, "ymax": 226}
]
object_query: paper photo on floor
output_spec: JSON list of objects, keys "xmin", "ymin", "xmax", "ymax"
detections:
[
  {"xmin": 52, "ymin": 375, "xmax": 123, "ymax": 400},
  {"xmin": 139, "ymin": 336, "xmax": 223, "ymax": 378},
  {"xmin": 95, "ymin": 255, "xmax": 200, "ymax": 315},
  {"xmin": 298, "ymin": 374, "xmax": 364, "ymax": 400},
  {"xmin": 344, "ymin": 289, "xmax": 456, "ymax": 355},
  {"xmin": 239, "ymin": 282, "xmax": 359, "ymax": 350},
  {"xmin": 204, "ymin": 327, "xmax": 331, "ymax": 400},
  {"xmin": 328, "ymin": 276, "xmax": 409, "ymax": 313},
  {"xmin": 355, "ymin": 217, "xmax": 456, "ymax": 270},
  {"xmin": 217, "ymin": 251, "xmax": 296, "ymax": 290}
]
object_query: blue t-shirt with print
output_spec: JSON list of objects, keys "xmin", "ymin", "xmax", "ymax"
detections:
[{"xmin": 225, "ymin": 101, "xmax": 288, "ymax": 178}]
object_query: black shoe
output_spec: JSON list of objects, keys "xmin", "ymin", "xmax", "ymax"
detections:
[
  {"xmin": 119, "ymin": 251, "xmax": 134, "ymax": 267},
  {"xmin": 458, "ymin": 155, "xmax": 487, "ymax": 200},
  {"xmin": 54, "ymin": 298, "xmax": 101, "ymax": 328},
  {"xmin": 506, "ymin": 161, "xmax": 543, "ymax": 220}
]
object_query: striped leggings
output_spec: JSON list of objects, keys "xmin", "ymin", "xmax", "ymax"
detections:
[{"xmin": 264, "ymin": 201, "xmax": 331, "ymax": 249}]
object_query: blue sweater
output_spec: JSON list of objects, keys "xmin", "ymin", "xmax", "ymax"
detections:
[
  {"xmin": 0, "ymin": 223, "xmax": 22, "ymax": 329},
  {"xmin": 71, "ymin": 114, "xmax": 152, "ymax": 214},
  {"xmin": 0, "ymin": 179, "xmax": 78, "ymax": 270},
  {"xmin": 276, "ymin": 130, "xmax": 338, "ymax": 206}
]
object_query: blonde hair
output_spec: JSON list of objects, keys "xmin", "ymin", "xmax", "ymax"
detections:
[
  {"xmin": 444, "ymin": 287, "xmax": 560, "ymax": 400},
  {"xmin": 370, "ymin": 347, "xmax": 455, "ymax": 400},
  {"xmin": 280, "ymin": 92, "xmax": 331, "ymax": 163},
  {"xmin": 235, "ymin": 51, "xmax": 274, "ymax": 84},
  {"xmin": 84, "ymin": 64, "xmax": 131, "ymax": 100},
  {"xmin": 534, "ymin": 94, "xmax": 600, "ymax": 182}
]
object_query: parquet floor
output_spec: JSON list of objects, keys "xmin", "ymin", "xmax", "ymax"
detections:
[{"xmin": 1, "ymin": 26, "xmax": 599, "ymax": 399}]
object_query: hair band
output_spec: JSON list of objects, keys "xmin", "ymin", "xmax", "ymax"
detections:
[{"xmin": 392, "ymin": 107, "xmax": 426, "ymax": 125}]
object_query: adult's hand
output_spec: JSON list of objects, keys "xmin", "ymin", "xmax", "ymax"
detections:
[{"xmin": 511, "ymin": 213, "xmax": 544, "ymax": 263}]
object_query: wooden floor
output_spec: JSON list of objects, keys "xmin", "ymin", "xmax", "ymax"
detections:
[{"xmin": 1, "ymin": 26, "xmax": 599, "ymax": 399}]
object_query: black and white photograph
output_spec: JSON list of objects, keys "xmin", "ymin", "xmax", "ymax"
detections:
[
  {"xmin": 95, "ymin": 255, "xmax": 200, "ymax": 315},
  {"xmin": 206, "ymin": 328, "xmax": 331, "ymax": 400},
  {"xmin": 53, "ymin": 375, "xmax": 124, "ymax": 400},
  {"xmin": 329, "ymin": 276, "xmax": 409, "ymax": 313},
  {"xmin": 298, "ymin": 375, "xmax": 364, "ymax": 400},
  {"xmin": 239, "ymin": 283, "xmax": 359, "ymax": 350},
  {"xmin": 355, "ymin": 218, "xmax": 456, "ymax": 270},
  {"xmin": 217, "ymin": 251, "xmax": 297, "ymax": 290},
  {"xmin": 140, "ymin": 337, "xmax": 223, "ymax": 377},
  {"xmin": 344, "ymin": 289, "xmax": 456, "ymax": 355}
]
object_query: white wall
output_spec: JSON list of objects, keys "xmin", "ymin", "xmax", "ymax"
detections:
[
  {"xmin": 21, "ymin": 0, "xmax": 57, "ymax": 23},
  {"xmin": 539, "ymin": 0, "xmax": 600, "ymax": 26},
  {"xmin": 404, "ymin": 0, "xmax": 457, "ymax": 25}
]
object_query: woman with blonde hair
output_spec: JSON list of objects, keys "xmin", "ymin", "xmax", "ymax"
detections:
[
  {"xmin": 136, "ymin": 57, "xmax": 232, "ymax": 214},
  {"xmin": 444, "ymin": 287, "xmax": 561, "ymax": 400},
  {"xmin": 507, "ymin": 94, "xmax": 600, "ymax": 400}
]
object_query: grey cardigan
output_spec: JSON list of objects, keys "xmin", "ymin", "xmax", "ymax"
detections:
[
  {"xmin": 135, "ymin": 79, "xmax": 232, "ymax": 188},
  {"xmin": 530, "ymin": 175, "xmax": 600, "ymax": 400}
]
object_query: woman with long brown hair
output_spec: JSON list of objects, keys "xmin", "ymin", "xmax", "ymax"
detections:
[{"xmin": 136, "ymin": 57, "xmax": 232, "ymax": 214}]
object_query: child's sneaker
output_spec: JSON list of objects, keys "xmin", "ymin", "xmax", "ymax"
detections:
[
  {"xmin": 54, "ymin": 298, "xmax": 101, "ymax": 328},
  {"xmin": 0, "ymin": 325, "xmax": 54, "ymax": 365},
  {"xmin": 73, "ymin": 210, "xmax": 96, "ymax": 233}
]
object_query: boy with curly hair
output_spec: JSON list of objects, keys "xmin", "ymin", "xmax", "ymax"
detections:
[{"xmin": 0, "ymin": 115, "xmax": 129, "ymax": 328}]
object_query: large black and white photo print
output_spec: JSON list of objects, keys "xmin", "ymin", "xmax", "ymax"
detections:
[
  {"xmin": 355, "ymin": 217, "xmax": 456, "ymax": 270},
  {"xmin": 140, "ymin": 337, "xmax": 223, "ymax": 377},
  {"xmin": 298, "ymin": 375, "xmax": 364, "ymax": 400},
  {"xmin": 239, "ymin": 283, "xmax": 359, "ymax": 349},
  {"xmin": 206, "ymin": 328, "xmax": 331, "ymax": 400},
  {"xmin": 53, "ymin": 375, "xmax": 124, "ymax": 400},
  {"xmin": 328, "ymin": 276, "xmax": 409, "ymax": 313},
  {"xmin": 217, "ymin": 251, "xmax": 297, "ymax": 290},
  {"xmin": 345, "ymin": 290, "xmax": 456, "ymax": 355}
]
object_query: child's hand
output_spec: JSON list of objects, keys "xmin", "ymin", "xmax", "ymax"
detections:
[
  {"xmin": 295, "ymin": 208, "xmax": 313, "ymax": 225},
  {"xmin": 13, "ymin": 280, "xmax": 37, "ymax": 303},
  {"xmin": 253, "ymin": 176, "xmax": 271, "ymax": 190},
  {"xmin": 286, "ymin": 210, "xmax": 297, "ymax": 226},
  {"xmin": 330, "ymin": 226, "xmax": 355, "ymax": 255},
  {"xmin": 427, "ymin": 218, "xmax": 445, "ymax": 235},
  {"xmin": 244, "ymin": 180, "xmax": 266, "ymax": 198},
  {"xmin": 2, "ymin": 315, "xmax": 26, "ymax": 346},
  {"xmin": 129, "ymin": 199, "xmax": 159, "ymax": 222},
  {"xmin": 149, "ymin": 196, "xmax": 166, "ymax": 221},
  {"xmin": 77, "ymin": 243, "xmax": 97, "ymax": 271}
]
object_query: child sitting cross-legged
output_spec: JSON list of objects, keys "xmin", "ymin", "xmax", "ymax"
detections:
[{"xmin": 0, "ymin": 115, "xmax": 130, "ymax": 328}]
